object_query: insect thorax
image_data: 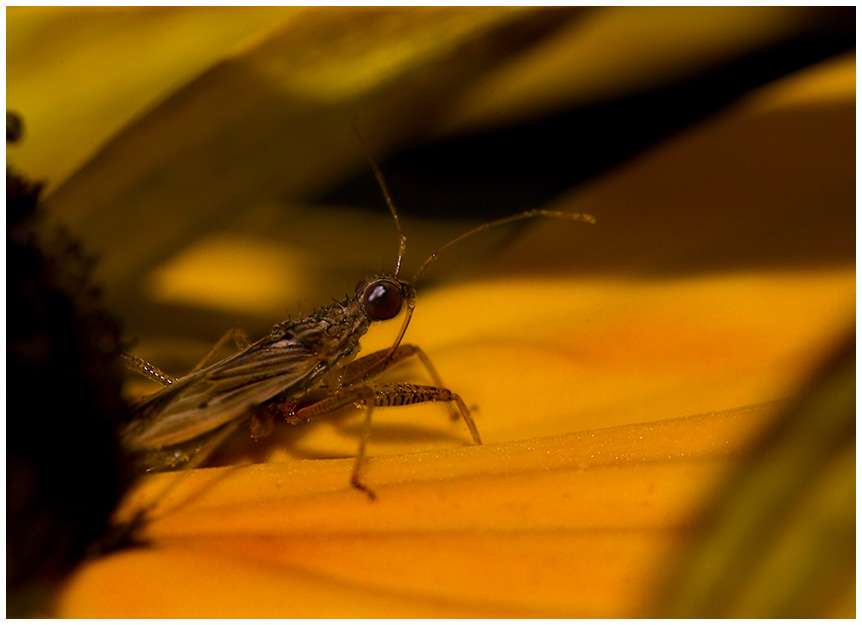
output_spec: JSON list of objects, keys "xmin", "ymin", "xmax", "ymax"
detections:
[{"xmin": 271, "ymin": 296, "xmax": 372, "ymax": 367}]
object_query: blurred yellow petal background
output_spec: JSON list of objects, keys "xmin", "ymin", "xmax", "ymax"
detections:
[
  {"xmin": 7, "ymin": 6, "xmax": 301, "ymax": 190},
  {"xmin": 6, "ymin": 6, "xmax": 854, "ymax": 618}
]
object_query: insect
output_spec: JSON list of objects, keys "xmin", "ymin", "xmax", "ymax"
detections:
[{"xmin": 121, "ymin": 153, "xmax": 595, "ymax": 499}]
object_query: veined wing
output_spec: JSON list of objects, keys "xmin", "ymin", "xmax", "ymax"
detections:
[{"xmin": 123, "ymin": 339, "xmax": 326, "ymax": 452}]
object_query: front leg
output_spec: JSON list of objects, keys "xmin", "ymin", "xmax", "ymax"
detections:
[
  {"xmin": 335, "ymin": 344, "xmax": 462, "ymax": 422},
  {"xmin": 335, "ymin": 344, "xmax": 440, "ymax": 385}
]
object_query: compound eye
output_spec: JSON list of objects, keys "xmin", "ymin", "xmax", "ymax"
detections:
[{"xmin": 358, "ymin": 278, "xmax": 404, "ymax": 321}]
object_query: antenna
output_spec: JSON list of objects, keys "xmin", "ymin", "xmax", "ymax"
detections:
[
  {"xmin": 351, "ymin": 122, "xmax": 595, "ymax": 286},
  {"xmin": 410, "ymin": 209, "xmax": 595, "ymax": 284},
  {"xmin": 351, "ymin": 123, "xmax": 407, "ymax": 279}
]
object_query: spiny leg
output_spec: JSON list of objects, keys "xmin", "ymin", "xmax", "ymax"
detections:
[
  {"xmin": 371, "ymin": 383, "xmax": 481, "ymax": 445},
  {"xmin": 289, "ymin": 382, "xmax": 481, "ymax": 498},
  {"xmin": 122, "ymin": 352, "xmax": 176, "ymax": 386},
  {"xmin": 336, "ymin": 344, "xmax": 462, "ymax": 421}
]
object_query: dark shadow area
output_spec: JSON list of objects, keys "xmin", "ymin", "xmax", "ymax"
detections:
[{"xmin": 322, "ymin": 10, "xmax": 854, "ymax": 221}]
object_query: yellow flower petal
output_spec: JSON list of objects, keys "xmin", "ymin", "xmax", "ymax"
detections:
[
  {"xmin": 7, "ymin": 6, "xmax": 854, "ymax": 618},
  {"xmin": 7, "ymin": 6, "xmax": 299, "ymax": 190},
  {"xmin": 59, "ymin": 404, "xmax": 777, "ymax": 617}
]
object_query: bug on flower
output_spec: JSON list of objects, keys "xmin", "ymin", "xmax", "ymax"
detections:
[{"xmin": 121, "ymin": 152, "xmax": 595, "ymax": 499}]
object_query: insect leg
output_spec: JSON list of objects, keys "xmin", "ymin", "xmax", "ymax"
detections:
[
  {"xmin": 122, "ymin": 328, "xmax": 250, "ymax": 387},
  {"xmin": 352, "ymin": 398, "xmax": 378, "ymax": 500},
  {"xmin": 336, "ymin": 344, "xmax": 463, "ymax": 421},
  {"xmin": 338, "ymin": 344, "xmax": 439, "ymax": 385},
  {"xmin": 289, "ymin": 382, "xmax": 480, "ymax": 498},
  {"xmin": 371, "ymin": 383, "xmax": 480, "ymax": 444},
  {"xmin": 395, "ymin": 346, "xmax": 462, "ymax": 422},
  {"xmin": 122, "ymin": 352, "xmax": 176, "ymax": 386},
  {"xmin": 190, "ymin": 328, "xmax": 251, "ymax": 373}
]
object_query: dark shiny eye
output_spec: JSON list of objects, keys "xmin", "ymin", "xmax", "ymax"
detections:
[{"xmin": 358, "ymin": 278, "xmax": 404, "ymax": 321}]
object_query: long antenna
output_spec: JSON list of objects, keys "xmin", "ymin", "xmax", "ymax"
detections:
[
  {"xmin": 410, "ymin": 209, "xmax": 596, "ymax": 284},
  {"xmin": 351, "ymin": 123, "xmax": 596, "ymax": 284},
  {"xmin": 351, "ymin": 123, "xmax": 407, "ymax": 279}
]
